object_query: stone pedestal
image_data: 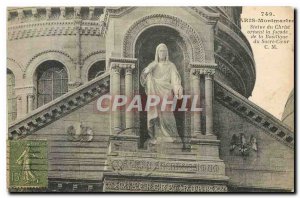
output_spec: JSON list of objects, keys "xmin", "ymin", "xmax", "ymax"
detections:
[
  {"xmin": 104, "ymin": 136, "xmax": 228, "ymax": 192},
  {"xmin": 104, "ymin": 60, "xmax": 225, "ymax": 192}
]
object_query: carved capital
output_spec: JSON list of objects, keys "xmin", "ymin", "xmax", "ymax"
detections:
[
  {"xmin": 191, "ymin": 68, "xmax": 216, "ymax": 76},
  {"xmin": 125, "ymin": 67, "xmax": 133, "ymax": 75},
  {"xmin": 109, "ymin": 57, "xmax": 137, "ymax": 71},
  {"xmin": 190, "ymin": 62, "xmax": 217, "ymax": 76},
  {"xmin": 112, "ymin": 66, "xmax": 122, "ymax": 74},
  {"xmin": 27, "ymin": 93, "xmax": 35, "ymax": 100}
]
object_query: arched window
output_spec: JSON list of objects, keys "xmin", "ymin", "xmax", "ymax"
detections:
[
  {"xmin": 36, "ymin": 61, "xmax": 68, "ymax": 107},
  {"xmin": 88, "ymin": 61, "xmax": 105, "ymax": 81},
  {"xmin": 7, "ymin": 69, "xmax": 17, "ymax": 122}
]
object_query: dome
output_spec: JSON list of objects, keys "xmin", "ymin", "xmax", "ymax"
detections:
[{"xmin": 281, "ymin": 89, "xmax": 294, "ymax": 131}]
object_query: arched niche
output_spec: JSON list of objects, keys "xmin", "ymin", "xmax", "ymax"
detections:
[
  {"xmin": 123, "ymin": 14, "xmax": 205, "ymax": 62},
  {"xmin": 133, "ymin": 25, "xmax": 192, "ymax": 147}
]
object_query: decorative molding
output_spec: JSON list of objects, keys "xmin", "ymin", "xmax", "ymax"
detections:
[
  {"xmin": 190, "ymin": 63, "xmax": 217, "ymax": 76},
  {"xmin": 217, "ymin": 14, "xmax": 252, "ymax": 54},
  {"xmin": 7, "ymin": 57, "xmax": 24, "ymax": 72},
  {"xmin": 188, "ymin": 7, "xmax": 220, "ymax": 24},
  {"xmin": 15, "ymin": 85, "xmax": 36, "ymax": 90},
  {"xmin": 109, "ymin": 57, "xmax": 137, "ymax": 69},
  {"xmin": 214, "ymin": 38, "xmax": 254, "ymax": 97},
  {"xmin": 8, "ymin": 7, "xmax": 105, "ymax": 23},
  {"xmin": 8, "ymin": 22, "xmax": 103, "ymax": 41},
  {"xmin": 104, "ymin": 178, "xmax": 228, "ymax": 192},
  {"xmin": 122, "ymin": 14, "xmax": 205, "ymax": 62},
  {"xmin": 25, "ymin": 50, "xmax": 75, "ymax": 72},
  {"xmin": 215, "ymin": 54, "xmax": 247, "ymax": 96},
  {"xmin": 215, "ymin": 80, "xmax": 294, "ymax": 149},
  {"xmin": 7, "ymin": 57, "xmax": 26, "ymax": 79},
  {"xmin": 8, "ymin": 73, "xmax": 110, "ymax": 140}
]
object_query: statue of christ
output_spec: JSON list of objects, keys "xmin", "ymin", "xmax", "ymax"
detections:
[{"xmin": 140, "ymin": 43, "xmax": 183, "ymax": 145}]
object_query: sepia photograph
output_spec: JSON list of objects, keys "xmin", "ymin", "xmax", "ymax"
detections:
[{"xmin": 5, "ymin": 4, "xmax": 295, "ymax": 193}]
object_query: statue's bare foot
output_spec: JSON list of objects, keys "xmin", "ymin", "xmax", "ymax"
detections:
[{"xmin": 149, "ymin": 138, "xmax": 157, "ymax": 145}]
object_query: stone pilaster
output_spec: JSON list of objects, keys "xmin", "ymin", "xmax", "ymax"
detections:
[
  {"xmin": 75, "ymin": 19, "xmax": 82, "ymax": 85},
  {"xmin": 15, "ymin": 86, "xmax": 36, "ymax": 118}
]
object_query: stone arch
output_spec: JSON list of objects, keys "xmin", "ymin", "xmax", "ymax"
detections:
[
  {"xmin": 123, "ymin": 14, "xmax": 205, "ymax": 62},
  {"xmin": 25, "ymin": 50, "xmax": 74, "ymax": 85},
  {"xmin": 7, "ymin": 57, "xmax": 24, "ymax": 87},
  {"xmin": 81, "ymin": 50, "xmax": 106, "ymax": 83}
]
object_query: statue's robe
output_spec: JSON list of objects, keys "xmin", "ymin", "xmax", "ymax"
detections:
[{"xmin": 140, "ymin": 61, "xmax": 182, "ymax": 142}]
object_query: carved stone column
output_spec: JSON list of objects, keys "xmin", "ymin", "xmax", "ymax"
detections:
[
  {"xmin": 190, "ymin": 63, "xmax": 217, "ymax": 137},
  {"xmin": 74, "ymin": 18, "xmax": 82, "ymax": 86},
  {"xmin": 109, "ymin": 57, "xmax": 138, "ymax": 153},
  {"xmin": 205, "ymin": 73, "xmax": 214, "ymax": 135},
  {"xmin": 27, "ymin": 94, "xmax": 35, "ymax": 113},
  {"xmin": 190, "ymin": 71, "xmax": 201, "ymax": 137},
  {"xmin": 111, "ymin": 65, "xmax": 121, "ymax": 131},
  {"xmin": 125, "ymin": 67, "xmax": 134, "ymax": 131}
]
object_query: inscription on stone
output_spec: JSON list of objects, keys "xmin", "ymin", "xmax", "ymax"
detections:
[
  {"xmin": 104, "ymin": 179, "xmax": 227, "ymax": 192},
  {"xmin": 111, "ymin": 159, "xmax": 221, "ymax": 175}
]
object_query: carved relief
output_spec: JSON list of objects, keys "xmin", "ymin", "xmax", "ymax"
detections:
[
  {"xmin": 25, "ymin": 50, "xmax": 75, "ymax": 72},
  {"xmin": 67, "ymin": 122, "xmax": 93, "ymax": 142},
  {"xmin": 230, "ymin": 133, "xmax": 257, "ymax": 156}
]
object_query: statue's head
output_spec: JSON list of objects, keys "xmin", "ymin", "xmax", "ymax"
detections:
[{"xmin": 155, "ymin": 43, "xmax": 169, "ymax": 62}]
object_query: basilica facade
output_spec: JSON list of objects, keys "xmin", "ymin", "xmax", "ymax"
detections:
[{"xmin": 7, "ymin": 7, "xmax": 294, "ymax": 192}]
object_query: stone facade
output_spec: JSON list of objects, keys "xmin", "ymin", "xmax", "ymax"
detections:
[{"xmin": 7, "ymin": 7, "xmax": 294, "ymax": 192}]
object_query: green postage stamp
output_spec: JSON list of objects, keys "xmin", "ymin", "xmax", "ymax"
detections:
[{"xmin": 9, "ymin": 140, "xmax": 48, "ymax": 188}]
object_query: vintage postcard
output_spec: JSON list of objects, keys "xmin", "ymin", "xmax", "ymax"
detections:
[{"xmin": 6, "ymin": 6, "xmax": 294, "ymax": 192}]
